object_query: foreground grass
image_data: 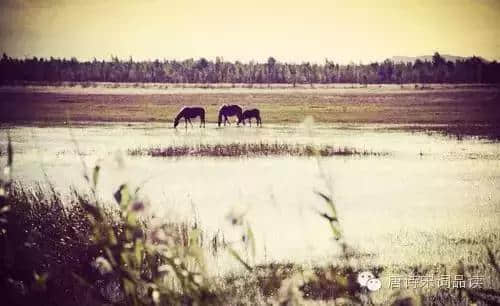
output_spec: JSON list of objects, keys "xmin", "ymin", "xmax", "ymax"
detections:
[
  {"xmin": 1, "ymin": 184, "xmax": 500, "ymax": 305},
  {"xmin": 128, "ymin": 143, "xmax": 387, "ymax": 158}
]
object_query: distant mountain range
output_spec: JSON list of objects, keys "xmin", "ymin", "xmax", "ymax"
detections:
[{"xmin": 390, "ymin": 54, "xmax": 489, "ymax": 63}]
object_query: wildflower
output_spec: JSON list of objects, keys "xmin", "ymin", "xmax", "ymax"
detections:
[
  {"xmin": 158, "ymin": 265, "xmax": 171, "ymax": 273},
  {"xmin": 129, "ymin": 198, "xmax": 151, "ymax": 216},
  {"xmin": 130, "ymin": 201, "xmax": 145, "ymax": 212},
  {"xmin": 173, "ymin": 257, "xmax": 181, "ymax": 266},
  {"xmin": 114, "ymin": 150, "xmax": 126, "ymax": 169},
  {"xmin": 152, "ymin": 290, "xmax": 160, "ymax": 304},
  {"xmin": 92, "ymin": 256, "xmax": 113, "ymax": 275},
  {"xmin": 225, "ymin": 205, "xmax": 248, "ymax": 226},
  {"xmin": 150, "ymin": 228, "xmax": 167, "ymax": 244},
  {"xmin": 193, "ymin": 274, "xmax": 203, "ymax": 285},
  {"xmin": 277, "ymin": 276, "xmax": 305, "ymax": 305},
  {"xmin": 124, "ymin": 242, "xmax": 133, "ymax": 249},
  {"xmin": 3, "ymin": 166, "xmax": 10, "ymax": 177}
]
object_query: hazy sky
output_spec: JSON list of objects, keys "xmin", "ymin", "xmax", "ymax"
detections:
[{"xmin": 1, "ymin": 0, "xmax": 499, "ymax": 63}]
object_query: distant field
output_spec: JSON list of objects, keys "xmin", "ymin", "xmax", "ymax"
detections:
[{"xmin": 1, "ymin": 83, "xmax": 499, "ymax": 137}]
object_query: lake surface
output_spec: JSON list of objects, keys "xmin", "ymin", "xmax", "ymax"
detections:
[{"xmin": 1, "ymin": 122, "xmax": 499, "ymax": 274}]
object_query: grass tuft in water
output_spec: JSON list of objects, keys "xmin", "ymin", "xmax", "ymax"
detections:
[{"xmin": 129, "ymin": 142, "xmax": 387, "ymax": 158}]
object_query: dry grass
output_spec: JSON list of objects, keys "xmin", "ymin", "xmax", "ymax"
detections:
[
  {"xmin": 128, "ymin": 143, "xmax": 387, "ymax": 158},
  {"xmin": 1, "ymin": 182, "xmax": 499, "ymax": 305}
]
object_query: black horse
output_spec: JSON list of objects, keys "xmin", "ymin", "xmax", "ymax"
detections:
[
  {"xmin": 174, "ymin": 107, "xmax": 206, "ymax": 128},
  {"xmin": 218, "ymin": 104, "xmax": 243, "ymax": 127},
  {"xmin": 241, "ymin": 109, "xmax": 262, "ymax": 127}
]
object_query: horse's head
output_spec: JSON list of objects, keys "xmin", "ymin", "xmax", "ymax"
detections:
[
  {"xmin": 174, "ymin": 113, "xmax": 184, "ymax": 128},
  {"xmin": 217, "ymin": 106, "xmax": 225, "ymax": 127},
  {"xmin": 174, "ymin": 107, "xmax": 186, "ymax": 128}
]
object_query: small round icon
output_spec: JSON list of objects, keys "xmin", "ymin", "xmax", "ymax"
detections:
[
  {"xmin": 357, "ymin": 271, "xmax": 381, "ymax": 291},
  {"xmin": 366, "ymin": 278, "xmax": 382, "ymax": 291},
  {"xmin": 357, "ymin": 271, "xmax": 375, "ymax": 287}
]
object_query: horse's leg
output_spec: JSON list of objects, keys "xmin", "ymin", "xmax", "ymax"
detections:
[
  {"xmin": 184, "ymin": 118, "xmax": 188, "ymax": 129},
  {"xmin": 249, "ymin": 118, "xmax": 252, "ymax": 127}
]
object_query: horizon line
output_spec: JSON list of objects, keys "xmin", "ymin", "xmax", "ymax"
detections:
[{"xmin": 1, "ymin": 52, "xmax": 497, "ymax": 65}]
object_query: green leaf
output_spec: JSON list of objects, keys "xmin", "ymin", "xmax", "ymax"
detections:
[
  {"xmin": 228, "ymin": 247, "xmax": 253, "ymax": 272},
  {"xmin": 315, "ymin": 191, "xmax": 337, "ymax": 219},
  {"xmin": 114, "ymin": 184, "xmax": 131, "ymax": 207},
  {"xmin": 328, "ymin": 222, "xmax": 342, "ymax": 240},
  {"xmin": 134, "ymin": 240, "xmax": 143, "ymax": 267},
  {"xmin": 246, "ymin": 223, "xmax": 256, "ymax": 259},
  {"xmin": 33, "ymin": 271, "xmax": 49, "ymax": 291},
  {"xmin": 188, "ymin": 228, "xmax": 202, "ymax": 246}
]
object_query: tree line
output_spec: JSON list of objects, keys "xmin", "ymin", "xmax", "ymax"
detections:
[{"xmin": 1, "ymin": 52, "xmax": 499, "ymax": 85}]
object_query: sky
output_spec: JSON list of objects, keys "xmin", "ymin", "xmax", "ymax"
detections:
[{"xmin": 0, "ymin": 0, "xmax": 499, "ymax": 63}]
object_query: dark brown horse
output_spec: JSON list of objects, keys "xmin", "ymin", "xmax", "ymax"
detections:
[
  {"xmin": 241, "ymin": 109, "xmax": 262, "ymax": 126},
  {"xmin": 218, "ymin": 104, "xmax": 243, "ymax": 127},
  {"xmin": 174, "ymin": 107, "xmax": 206, "ymax": 128}
]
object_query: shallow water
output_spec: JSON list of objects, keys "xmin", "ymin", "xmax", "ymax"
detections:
[{"xmin": 1, "ymin": 123, "xmax": 499, "ymax": 273}]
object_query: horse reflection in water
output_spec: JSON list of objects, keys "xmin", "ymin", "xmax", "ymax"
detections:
[
  {"xmin": 173, "ymin": 106, "xmax": 206, "ymax": 128},
  {"xmin": 241, "ymin": 109, "xmax": 262, "ymax": 127},
  {"xmin": 218, "ymin": 104, "xmax": 243, "ymax": 127}
]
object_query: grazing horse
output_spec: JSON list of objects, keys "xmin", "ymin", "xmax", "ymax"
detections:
[
  {"xmin": 241, "ymin": 109, "xmax": 262, "ymax": 127},
  {"xmin": 218, "ymin": 104, "xmax": 243, "ymax": 127},
  {"xmin": 174, "ymin": 107, "xmax": 206, "ymax": 128}
]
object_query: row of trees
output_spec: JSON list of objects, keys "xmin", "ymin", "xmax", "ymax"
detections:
[{"xmin": 1, "ymin": 52, "xmax": 499, "ymax": 85}]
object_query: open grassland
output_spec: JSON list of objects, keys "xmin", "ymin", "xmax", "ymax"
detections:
[{"xmin": 0, "ymin": 84, "xmax": 499, "ymax": 138}]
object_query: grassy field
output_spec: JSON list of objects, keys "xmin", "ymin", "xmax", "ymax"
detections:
[{"xmin": 1, "ymin": 84, "xmax": 499, "ymax": 138}]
